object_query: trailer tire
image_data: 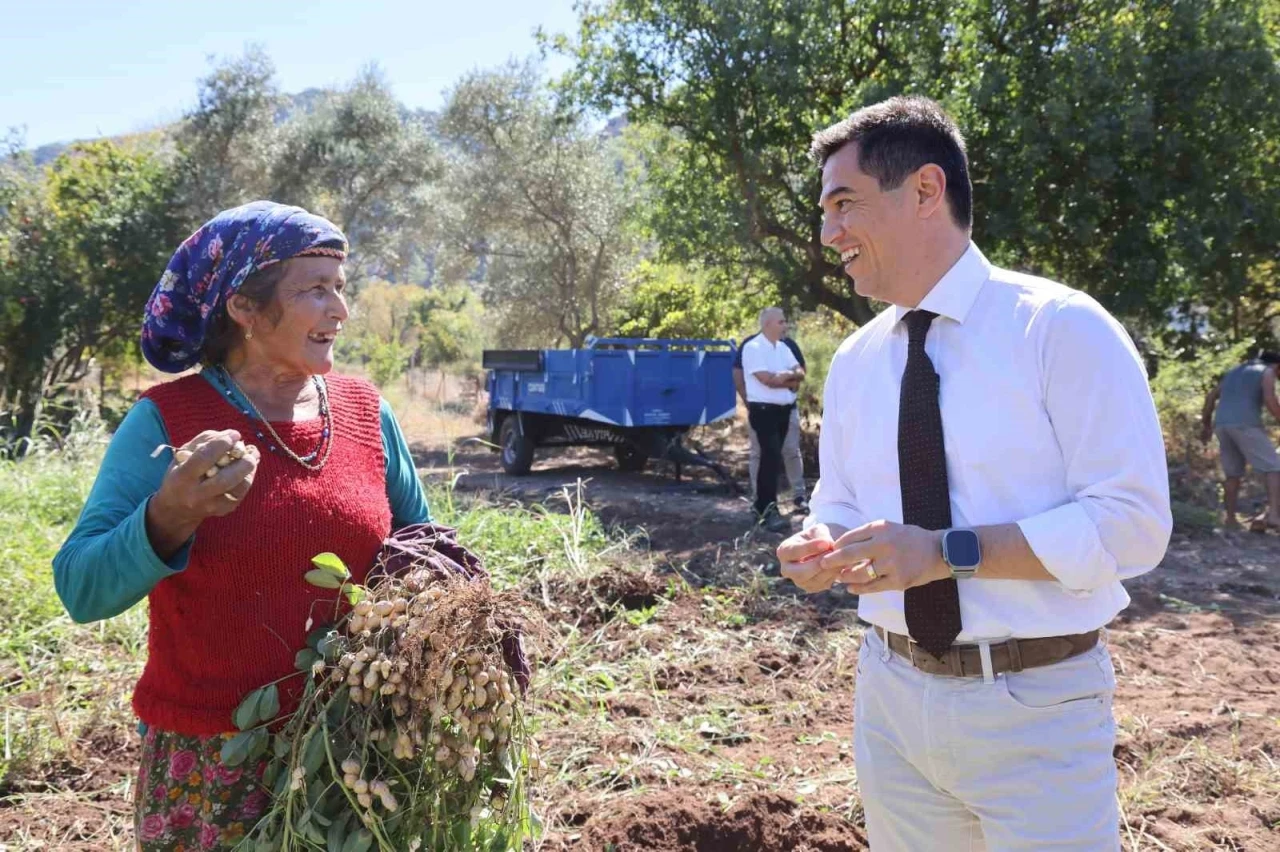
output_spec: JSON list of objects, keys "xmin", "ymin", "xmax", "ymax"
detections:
[
  {"xmin": 499, "ymin": 416, "xmax": 535, "ymax": 475},
  {"xmin": 614, "ymin": 444, "xmax": 649, "ymax": 473}
]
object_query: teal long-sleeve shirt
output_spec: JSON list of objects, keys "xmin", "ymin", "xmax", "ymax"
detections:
[{"xmin": 52, "ymin": 372, "xmax": 430, "ymax": 624}]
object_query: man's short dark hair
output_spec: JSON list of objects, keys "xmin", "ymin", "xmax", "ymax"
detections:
[
  {"xmin": 810, "ymin": 95, "xmax": 973, "ymax": 230},
  {"xmin": 1257, "ymin": 350, "xmax": 1280, "ymax": 366}
]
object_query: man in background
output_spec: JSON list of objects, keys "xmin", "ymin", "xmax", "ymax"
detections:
[
  {"xmin": 1201, "ymin": 351, "xmax": 1280, "ymax": 530},
  {"xmin": 734, "ymin": 315, "xmax": 808, "ymax": 513},
  {"xmin": 739, "ymin": 307, "xmax": 804, "ymax": 530}
]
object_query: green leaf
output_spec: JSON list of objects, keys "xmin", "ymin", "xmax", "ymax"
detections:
[
  {"xmin": 257, "ymin": 684, "xmax": 280, "ymax": 722},
  {"xmin": 307, "ymin": 625, "xmax": 334, "ymax": 650},
  {"xmin": 232, "ymin": 689, "xmax": 263, "ymax": 731},
  {"xmin": 326, "ymin": 814, "xmax": 348, "ymax": 852},
  {"xmin": 273, "ymin": 735, "xmax": 291, "ymax": 760},
  {"xmin": 307, "ymin": 776, "xmax": 326, "ymax": 809},
  {"xmin": 311, "ymin": 552, "xmax": 350, "ymax": 580},
  {"xmin": 305, "ymin": 569, "xmax": 345, "ymax": 589},
  {"xmin": 262, "ymin": 760, "xmax": 281, "ymax": 791},
  {"xmin": 343, "ymin": 583, "xmax": 366, "ymax": 606},
  {"xmin": 304, "ymin": 821, "xmax": 326, "ymax": 845},
  {"xmin": 247, "ymin": 727, "xmax": 270, "ymax": 763},
  {"xmin": 220, "ymin": 730, "xmax": 256, "ymax": 767},
  {"xmin": 342, "ymin": 828, "xmax": 374, "ymax": 852},
  {"xmin": 326, "ymin": 688, "xmax": 351, "ymax": 726},
  {"xmin": 296, "ymin": 648, "xmax": 322, "ymax": 672},
  {"xmin": 272, "ymin": 761, "xmax": 290, "ymax": 798},
  {"xmin": 302, "ymin": 730, "xmax": 327, "ymax": 775},
  {"xmin": 317, "ymin": 631, "xmax": 344, "ymax": 661}
]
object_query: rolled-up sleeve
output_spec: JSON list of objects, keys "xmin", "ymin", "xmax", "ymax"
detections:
[
  {"xmin": 805, "ymin": 349, "xmax": 868, "ymax": 533},
  {"xmin": 1017, "ymin": 293, "xmax": 1172, "ymax": 591}
]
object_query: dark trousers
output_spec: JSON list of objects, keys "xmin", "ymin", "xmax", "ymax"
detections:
[{"xmin": 748, "ymin": 402, "xmax": 793, "ymax": 515}]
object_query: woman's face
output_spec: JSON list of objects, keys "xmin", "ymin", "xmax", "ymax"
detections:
[{"xmin": 244, "ymin": 256, "xmax": 348, "ymax": 376}]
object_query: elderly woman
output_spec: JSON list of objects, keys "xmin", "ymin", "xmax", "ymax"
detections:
[{"xmin": 52, "ymin": 201, "xmax": 430, "ymax": 849}]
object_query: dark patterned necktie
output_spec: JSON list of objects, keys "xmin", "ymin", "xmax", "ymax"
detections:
[{"xmin": 899, "ymin": 310, "xmax": 962, "ymax": 657}]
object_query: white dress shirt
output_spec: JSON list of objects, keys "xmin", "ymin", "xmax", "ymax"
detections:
[
  {"xmin": 741, "ymin": 335, "xmax": 799, "ymax": 405},
  {"xmin": 807, "ymin": 243, "xmax": 1171, "ymax": 640}
]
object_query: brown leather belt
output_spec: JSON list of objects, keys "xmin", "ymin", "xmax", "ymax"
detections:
[{"xmin": 873, "ymin": 626, "xmax": 1100, "ymax": 678}]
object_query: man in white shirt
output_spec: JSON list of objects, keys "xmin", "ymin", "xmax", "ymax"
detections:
[
  {"xmin": 741, "ymin": 308, "xmax": 804, "ymax": 530},
  {"xmin": 777, "ymin": 96, "xmax": 1171, "ymax": 850}
]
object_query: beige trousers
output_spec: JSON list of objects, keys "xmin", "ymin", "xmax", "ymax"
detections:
[{"xmin": 853, "ymin": 628, "xmax": 1120, "ymax": 851}]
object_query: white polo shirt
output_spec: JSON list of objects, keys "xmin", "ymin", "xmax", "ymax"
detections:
[{"xmin": 741, "ymin": 334, "xmax": 799, "ymax": 405}]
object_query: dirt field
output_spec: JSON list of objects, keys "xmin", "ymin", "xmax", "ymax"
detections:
[
  {"xmin": 418, "ymin": 423, "xmax": 1280, "ymax": 851},
  {"xmin": 3, "ymin": 413, "xmax": 1278, "ymax": 850}
]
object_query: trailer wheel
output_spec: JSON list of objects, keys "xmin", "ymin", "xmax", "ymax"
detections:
[
  {"xmin": 499, "ymin": 416, "xmax": 535, "ymax": 475},
  {"xmin": 614, "ymin": 444, "xmax": 649, "ymax": 473}
]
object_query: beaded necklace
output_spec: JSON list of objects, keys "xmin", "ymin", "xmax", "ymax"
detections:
[{"xmin": 208, "ymin": 366, "xmax": 333, "ymax": 471}]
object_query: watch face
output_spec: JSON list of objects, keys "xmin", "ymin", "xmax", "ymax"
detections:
[{"xmin": 945, "ymin": 530, "xmax": 981, "ymax": 568}]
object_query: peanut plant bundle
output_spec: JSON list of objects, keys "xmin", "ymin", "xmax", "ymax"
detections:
[{"xmin": 226, "ymin": 546, "xmax": 542, "ymax": 852}]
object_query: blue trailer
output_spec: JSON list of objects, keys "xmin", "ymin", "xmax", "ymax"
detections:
[{"xmin": 483, "ymin": 337, "xmax": 738, "ymax": 482}]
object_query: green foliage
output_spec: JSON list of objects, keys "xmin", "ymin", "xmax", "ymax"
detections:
[
  {"xmin": 558, "ymin": 0, "xmax": 1280, "ymax": 340},
  {"xmin": 788, "ymin": 310, "xmax": 857, "ymax": 423},
  {"xmin": 338, "ymin": 280, "xmax": 489, "ymax": 386},
  {"xmin": 953, "ymin": 0, "xmax": 1280, "ymax": 345},
  {"xmin": 367, "ymin": 339, "xmax": 410, "ymax": 388},
  {"xmin": 0, "ymin": 438, "xmax": 146, "ymax": 790},
  {"xmin": 1149, "ymin": 339, "xmax": 1253, "ymax": 507},
  {"xmin": 179, "ymin": 52, "xmax": 442, "ymax": 284},
  {"xmin": 611, "ymin": 260, "xmax": 768, "ymax": 341},
  {"xmin": 415, "ymin": 284, "xmax": 487, "ymax": 377},
  {"xmin": 556, "ymin": 0, "xmax": 947, "ymax": 324},
  {"xmin": 437, "ymin": 61, "xmax": 638, "ymax": 347},
  {"xmin": 268, "ymin": 66, "xmax": 442, "ymax": 282},
  {"xmin": 0, "ymin": 140, "xmax": 184, "ymax": 441},
  {"xmin": 430, "ymin": 482, "xmax": 617, "ymax": 588},
  {"xmin": 175, "ymin": 45, "xmax": 280, "ymax": 220}
]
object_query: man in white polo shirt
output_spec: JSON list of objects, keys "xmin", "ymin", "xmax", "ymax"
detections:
[
  {"xmin": 741, "ymin": 307, "xmax": 803, "ymax": 531},
  {"xmin": 778, "ymin": 96, "xmax": 1171, "ymax": 850}
]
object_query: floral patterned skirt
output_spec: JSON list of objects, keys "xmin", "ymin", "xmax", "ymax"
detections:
[{"xmin": 133, "ymin": 727, "xmax": 270, "ymax": 851}]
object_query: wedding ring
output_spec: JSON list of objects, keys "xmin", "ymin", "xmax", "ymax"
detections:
[{"xmin": 864, "ymin": 563, "xmax": 878, "ymax": 580}]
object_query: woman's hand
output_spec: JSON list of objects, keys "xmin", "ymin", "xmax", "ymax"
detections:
[{"xmin": 145, "ymin": 430, "xmax": 261, "ymax": 559}]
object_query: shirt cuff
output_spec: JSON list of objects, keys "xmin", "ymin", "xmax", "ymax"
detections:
[
  {"xmin": 803, "ymin": 504, "xmax": 866, "ymax": 534},
  {"xmin": 1016, "ymin": 502, "xmax": 1114, "ymax": 594},
  {"xmin": 130, "ymin": 497, "xmax": 193, "ymax": 576}
]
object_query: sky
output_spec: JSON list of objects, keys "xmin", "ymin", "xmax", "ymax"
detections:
[{"xmin": 1, "ymin": 0, "xmax": 581, "ymax": 149}]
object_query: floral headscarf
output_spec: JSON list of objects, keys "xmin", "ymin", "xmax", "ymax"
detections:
[{"xmin": 141, "ymin": 200, "xmax": 348, "ymax": 373}]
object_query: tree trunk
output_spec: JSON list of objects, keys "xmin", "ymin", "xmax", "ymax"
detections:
[
  {"xmin": 802, "ymin": 263, "xmax": 875, "ymax": 325},
  {"xmin": 10, "ymin": 370, "xmax": 48, "ymax": 454}
]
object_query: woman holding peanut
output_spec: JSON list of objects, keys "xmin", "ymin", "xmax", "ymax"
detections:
[{"xmin": 53, "ymin": 201, "xmax": 430, "ymax": 850}]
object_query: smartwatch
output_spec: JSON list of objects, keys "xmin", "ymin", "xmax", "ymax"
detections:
[{"xmin": 942, "ymin": 529, "xmax": 981, "ymax": 579}]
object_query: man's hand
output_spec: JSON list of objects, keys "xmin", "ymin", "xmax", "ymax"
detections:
[
  {"xmin": 816, "ymin": 520, "xmax": 949, "ymax": 593},
  {"xmin": 1200, "ymin": 425, "xmax": 1214, "ymax": 446},
  {"xmin": 777, "ymin": 524, "xmax": 842, "ymax": 592}
]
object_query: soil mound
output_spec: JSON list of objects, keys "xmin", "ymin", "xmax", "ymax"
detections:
[{"xmin": 565, "ymin": 791, "xmax": 868, "ymax": 852}]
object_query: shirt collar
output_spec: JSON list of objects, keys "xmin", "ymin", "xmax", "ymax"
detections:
[{"xmin": 892, "ymin": 241, "xmax": 991, "ymax": 326}]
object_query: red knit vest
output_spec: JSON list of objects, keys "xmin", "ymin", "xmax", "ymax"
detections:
[{"xmin": 135, "ymin": 373, "xmax": 392, "ymax": 735}]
